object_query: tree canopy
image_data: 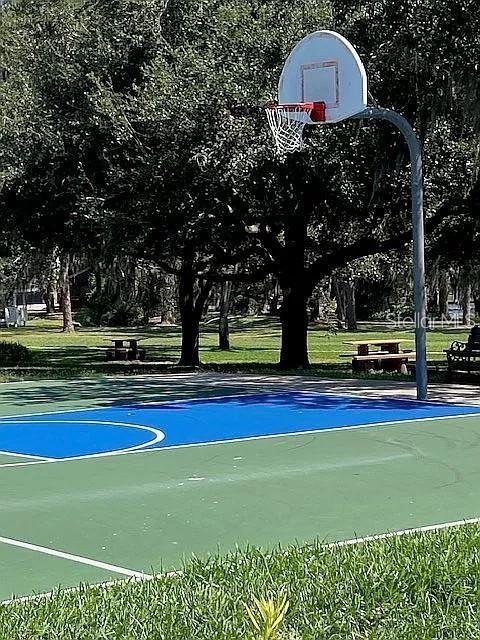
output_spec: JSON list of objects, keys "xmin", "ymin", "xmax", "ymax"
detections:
[{"xmin": 0, "ymin": 0, "xmax": 479, "ymax": 362}]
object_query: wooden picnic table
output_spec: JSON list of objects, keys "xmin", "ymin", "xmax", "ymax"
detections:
[
  {"xmin": 106, "ymin": 338, "xmax": 146, "ymax": 362},
  {"xmin": 344, "ymin": 339, "xmax": 412, "ymax": 356},
  {"xmin": 111, "ymin": 338, "xmax": 141, "ymax": 349},
  {"xmin": 342, "ymin": 339, "xmax": 414, "ymax": 373}
]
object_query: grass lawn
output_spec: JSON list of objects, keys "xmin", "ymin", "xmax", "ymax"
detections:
[
  {"xmin": 2, "ymin": 526, "xmax": 480, "ymax": 639},
  {"xmin": 0, "ymin": 315, "xmax": 469, "ymax": 381}
]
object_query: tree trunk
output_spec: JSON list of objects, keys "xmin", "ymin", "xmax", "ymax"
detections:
[
  {"xmin": 279, "ymin": 216, "xmax": 310, "ymax": 369},
  {"xmin": 43, "ymin": 282, "xmax": 55, "ymax": 314},
  {"xmin": 94, "ymin": 270, "xmax": 103, "ymax": 303},
  {"xmin": 159, "ymin": 274, "xmax": 177, "ymax": 324},
  {"xmin": 178, "ymin": 249, "xmax": 212, "ymax": 366},
  {"xmin": 332, "ymin": 277, "xmax": 357, "ymax": 331},
  {"xmin": 178, "ymin": 252, "xmax": 199, "ymax": 366},
  {"xmin": 218, "ymin": 280, "xmax": 233, "ymax": 350},
  {"xmin": 461, "ymin": 284, "xmax": 472, "ymax": 326},
  {"xmin": 162, "ymin": 307, "xmax": 176, "ymax": 325},
  {"xmin": 427, "ymin": 284, "xmax": 439, "ymax": 317},
  {"xmin": 269, "ymin": 278, "xmax": 281, "ymax": 316},
  {"xmin": 344, "ymin": 279, "xmax": 358, "ymax": 332},
  {"xmin": 261, "ymin": 280, "xmax": 270, "ymax": 315},
  {"xmin": 60, "ymin": 256, "xmax": 75, "ymax": 333},
  {"xmin": 309, "ymin": 296, "xmax": 321, "ymax": 323},
  {"xmin": 474, "ymin": 297, "xmax": 480, "ymax": 317},
  {"xmin": 438, "ymin": 271, "xmax": 449, "ymax": 319},
  {"xmin": 332, "ymin": 276, "xmax": 346, "ymax": 328},
  {"xmin": 279, "ymin": 285, "xmax": 310, "ymax": 369},
  {"xmin": 179, "ymin": 307, "xmax": 201, "ymax": 366}
]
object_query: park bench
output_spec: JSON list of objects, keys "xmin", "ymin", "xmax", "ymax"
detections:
[{"xmin": 445, "ymin": 326, "xmax": 480, "ymax": 381}]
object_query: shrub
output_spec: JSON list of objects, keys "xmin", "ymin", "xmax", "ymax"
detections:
[
  {"xmin": 0, "ymin": 341, "xmax": 32, "ymax": 366},
  {"xmin": 78, "ymin": 299, "xmax": 145, "ymax": 327},
  {"xmin": 99, "ymin": 303, "xmax": 145, "ymax": 327},
  {"xmin": 73, "ymin": 308, "xmax": 95, "ymax": 327}
]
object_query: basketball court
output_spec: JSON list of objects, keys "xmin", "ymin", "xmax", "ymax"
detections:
[
  {"xmin": 0, "ymin": 28, "xmax": 472, "ymax": 607},
  {"xmin": 2, "ymin": 372, "xmax": 480, "ymax": 601}
]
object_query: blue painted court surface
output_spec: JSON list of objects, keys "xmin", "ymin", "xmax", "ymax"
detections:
[{"xmin": 1, "ymin": 391, "xmax": 480, "ymax": 460}]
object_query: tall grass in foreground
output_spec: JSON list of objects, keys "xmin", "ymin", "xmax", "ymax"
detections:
[{"xmin": 2, "ymin": 526, "xmax": 480, "ymax": 639}]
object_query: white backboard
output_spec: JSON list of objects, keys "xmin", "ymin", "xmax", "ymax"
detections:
[{"xmin": 278, "ymin": 30, "xmax": 368, "ymax": 124}]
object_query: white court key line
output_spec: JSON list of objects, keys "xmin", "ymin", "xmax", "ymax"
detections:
[
  {"xmin": 0, "ymin": 535, "xmax": 153, "ymax": 580},
  {"xmin": 3, "ymin": 515, "xmax": 480, "ymax": 605}
]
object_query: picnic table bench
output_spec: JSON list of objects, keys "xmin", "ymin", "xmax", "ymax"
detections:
[
  {"xmin": 445, "ymin": 326, "xmax": 480, "ymax": 380},
  {"xmin": 106, "ymin": 339, "xmax": 146, "ymax": 362},
  {"xmin": 341, "ymin": 339, "xmax": 414, "ymax": 373}
]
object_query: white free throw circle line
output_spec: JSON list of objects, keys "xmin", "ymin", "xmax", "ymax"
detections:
[{"xmin": 0, "ymin": 420, "xmax": 165, "ymax": 459}]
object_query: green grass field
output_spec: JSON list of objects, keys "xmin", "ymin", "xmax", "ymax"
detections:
[
  {"xmin": 2, "ymin": 526, "xmax": 480, "ymax": 639},
  {"xmin": 0, "ymin": 314, "xmax": 469, "ymax": 381}
]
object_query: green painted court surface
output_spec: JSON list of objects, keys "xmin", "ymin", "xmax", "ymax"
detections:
[{"xmin": 1, "ymin": 374, "xmax": 480, "ymax": 601}]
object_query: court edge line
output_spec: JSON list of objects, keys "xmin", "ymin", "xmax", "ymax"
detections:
[
  {"xmin": 3, "ymin": 516, "xmax": 480, "ymax": 606},
  {"xmin": 0, "ymin": 535, "xmax": 153, "ymax": 581},
  {"xmin": 1, "ymin": 410, "xmax": 480, "ymax": 470}
]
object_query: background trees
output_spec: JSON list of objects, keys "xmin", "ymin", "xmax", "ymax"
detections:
[{"xmin": 0, "ymin": 0, "xmax": 479, "ymax": 366}]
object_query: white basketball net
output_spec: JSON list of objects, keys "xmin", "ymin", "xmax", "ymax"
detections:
[{"xmin": 265, "ymin": 104, "xmax": 313, "ymax": 155}]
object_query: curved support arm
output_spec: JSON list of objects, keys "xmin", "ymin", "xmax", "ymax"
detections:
[{"xmin": 352, "ymin": 107, "xmax": 427, "ymax": 400}]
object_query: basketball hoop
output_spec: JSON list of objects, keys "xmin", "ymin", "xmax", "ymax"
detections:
[
  {"xmin": 265, "ymin": 29, "xmax": 427, "ymax": 399},
  {"xmin": 265, "ymin": 102, "xmax": 326, "ymax": 155}
]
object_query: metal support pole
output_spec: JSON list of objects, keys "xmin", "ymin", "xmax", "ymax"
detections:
[{"xmin": 353, "ymin": 107, "xmax": 428, "ymax": 400}]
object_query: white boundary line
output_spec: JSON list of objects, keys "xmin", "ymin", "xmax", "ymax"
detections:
[
  {"xmin": 0, "ymin": 450, "xmax": 53, "ymax": 461},
  {"xmin": 1, "ymin": 408, "xmax": 480, "ymax": 470},
  {"xmin": 1, "ymin": 576, "xmax": 154, "ymax": 606},
  {"xmin": 326, "ymin": 516, "xmax": 480, "ymax": 548},
  {"xmin": 1, "ymin": 570, "xmax": 181, "ymax": 606},
  {"xmin": 3, "ymin": 515, "xmax": 480, "ymax": 606},
  {"xmin": 0, "ymin": 535, "xmax": 153, "ymax": 581}
]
